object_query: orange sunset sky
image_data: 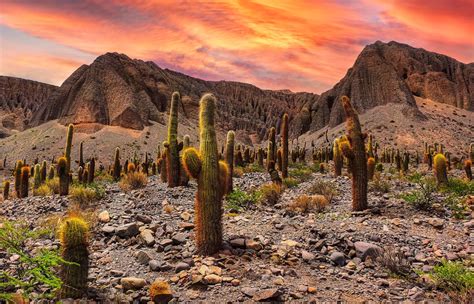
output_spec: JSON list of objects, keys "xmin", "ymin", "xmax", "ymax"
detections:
[{"xmin": 0, "ymin": 0, "xmax": 473, "ymax": 93}]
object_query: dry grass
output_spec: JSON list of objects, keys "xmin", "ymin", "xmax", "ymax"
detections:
[
  {"xmin": 33, "ymin": 184, "xmax": 52, "ymax": 197},
  {"xmin": 69, "ymin": 185, "xmax": 99, "ymax": 207},
  {"xmin": 287, "ymin": 194, "xmax": 329, "ymax": 213},
  {"xmin": 119, "ymin": 171, "xmax": 148, "ymax": 192},
  {"xmin": 308, "ymin": 180, "xmax": 338, "ymax": 203},
  {"xmin": 256, "ymin": 183, "xmax": 282, "ymax": 205},
  {"xmin": 46, "ymin": 178, "xmax": 60, "ymax": 195},
  {"xmin": 233, "ymin": 167, "xmax": 244, "ymax": 178}
]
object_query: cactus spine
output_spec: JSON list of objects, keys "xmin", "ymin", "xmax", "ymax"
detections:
[
  {"xmin": 433, "ymin": 153, "xmax": 448, "ymax": 186},
  {"xmin": 59, "ymin": 216, "xmax": 89, "ymax": 298},
  {"xmin": 225, "ymin": 131, "xmax": 235, "ymax": 194},
  {"xmin": 58, "ymin": 157, "xmax": 69, "ymax": 196},
  {"xmin": 3, "ymin": 180, "xmax": 10, "ymax": 200},
  {"xmin": 166, "ymin": 92, "xmax": 182, "ymax": 187},
  {"xmin": 339, "ymin": 96, "xmax": 368, "ymax": 211},
  {"xmin": 65, "ymin": 124, "xmax": 74, "ymax": 172},
  {"xmin": 281, "ymin": 113, "xmax": 289, "ymax": 178},
  {"xmin": 182, "ymin": 94, "xmax": 228, "ymax": 255},
  {"xmin": 113, "ymin": 148, "xmax": 121, "ymax": 181},
  {"xmin": 20, "ymin": 166, "xmax": 29, "ymax": 198}
]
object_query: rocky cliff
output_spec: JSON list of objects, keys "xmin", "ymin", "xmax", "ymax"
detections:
[
  {"xmin": 296, "ymin": 41, "xmax": 473, "ymax": 134},
  {"xmin": 0, "ymin": 76, "xmax": 58, "ymax": 137}
]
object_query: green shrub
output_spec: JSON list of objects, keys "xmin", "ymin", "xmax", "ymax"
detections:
[
  {"xmin": 242, "ymin": 164, "xmax": 264, "ymax": 173},
  {"xmin": 308, "ymin": 180, "xmax": 338, "ymax": 203},
  {"xmin": 69, "ymin": 185, "xmax": 102, "ymax": 207},
  {"xmin": 254, "ymin": 183, "xmax": 282, "ymax": 205},
  {"xmin": 287, "ymin": 194, "xmax": 328, "ymax": 213},
  {"xmin": 283, "ymin": 177, "xmax": 299, "ymax": 188},
  {"xmin": 119, "ymin": 171, "xmax": 148, "ymax": 192},
  {"xmin": 406, "ymin": 172, "xmax": 424, "ymax": 183},
  {"xmin": 443, "ymin": 195, "xmax": 469, "ymax": 219},
  {"xmin": 290, "ymin": 167, "xmax": 313, "ymax": 182},
  {"xmin": 430, "ymin": 260, "xmax": 474, "ymax": 294},
  {"xmin": 369, "ymin": 173, "xmax": 391, "ymax": 194},
  {"xmin": 225, "ymin": 188, "xmax": 257, "ymax": 212},
  {"xmin": 400, "ymin": 178, "xmax": 436, "ymax": 210},
  {"xmin": 33, "ymin": 184, "xmax": 52, "ymax": 197},
  {"xmin": 440, "ymin": 178, "xmax": 474, "ymax": 197},
  {"xmin": 45, "ymin": 177, "xmax": 60, "ymax": 195}
]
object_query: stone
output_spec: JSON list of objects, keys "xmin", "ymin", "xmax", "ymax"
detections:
[
  {"xmin": 241, "ymin": 287, "xmax": 258, "ymax": 297},
  {"xmin": 101, "ymin": 225, "xmax": 115, "ymax": 234},
  {"xmin": 180, "ymin": 212, "xmax": 191, "ymax": 221},
  {"xmin": 204, "ymin": 274, "xmax": 222, "ymax": 284},
  {"xmin": 98, "ymin": 210, "xmax": 110, "ymax": 223},
  {"xmin": 115, "ymin": 223, "xmax": 139, "ymax": 238},
  {"xmin": 136, "ymin": 214, "xmax": 152, "ymax": 224},
  {"xmin": 246, "ymin": 240, "xmax": 263, "ymax": 251},
  {"xmin": 136, "ymin": 250, "xmax": 152, "ymax": 265},
  {"xmin": 121, "ymin": 277, "xmax": 146, "ymax": 291},
  {"xmin": 329, "ymin": 251, "xmax": 346, "ymax": 266},
  {"xmin": 252, "ymin": 288, "xmax": 281, "ymax": 302},
  {"xmin": 149, "ymin": 260, "xmax": 160, "ymax": 271},
  {"xmin": 427, "ymin": 218, "xmax": 444, "ymax": 229},
  {"xmin": 230, "ymin": 238, "xmax": 246, "ymax": 248},
  {"xmin": 354, "ymin": 241, "xmax": 382, "ymax": 260},
  {"xmin": 301, "ymin": 250, "xmax": 315, "ymax": 262},
  {"xmin": 140, "ymin": 229, "xmax": 155, "ymax": 246},
  {"xmin": 175, "ymin": 262, "xmax": 190, "ymax": 272},
  {"xmin": 172, "ymin": 233, "xmax": 187, "ymax": 244}
]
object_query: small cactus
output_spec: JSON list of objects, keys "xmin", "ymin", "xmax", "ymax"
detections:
[
  {"xmin": 58, "ymin": 157, "xmax": 69, "ymax": 196},
  {"xmin": 367, "ymin": 157, "xmax": 375, "ymax": 180},
  {"xmin": 33, "ymin": 164, "xmax": 41, "ymax": 189},
  {"xmin": 182, "ymin": 94, "xmax": 228, "ymax": 255},
  {"xmin": 14, "ymin": 160, "xmax": 23, "ymax": 197},
  {"xmin": 149, "ymin": 279, "xmax": 173, "ymax": 303},
  {"xmin": 333, "ymin": 137, "xmax": 344, "ymax": 177},
  {"xmin": 88, "ymin": 158, "xmax": 95, "ymax": 184},
  {"xmin": 128, "ymin": 162, "xmax": 136, "ymax": 173},
  {"xmin": 463, "ymin": 159, "xmax": 472, "ymax": 181},
  {"xmin": 48, "ymin": 165, "xmax": 55, "ymax": 180},
  {"xmin": 40, "ymin": 160, "xmax": 47, "ymax": 183},
  {"xmin": 20, "ymin": 166, "xmax": 30, "ymax": 198},
  {"xmin": 165, "ymin": 92, "xmax": 183, "ymax": 187},
  {"xmin": 433, "ymin": 153, "xmax": 448, "ymax": 186},
  {"xmin": 276, "ymin": 149, "xmax": 282, "ymax": 171},
  {"xmin": 65, "ymin": 124, "xmax": 74, "ymax": 172},
  {"xmin": 225, "ymin": 131, "xmax": 235, "ymax": 194},
  {"xmin": 79, "ymin": 141, "xmax": 84, "ymax": 168},
  {"xmin": 113, "ymin": 148, "xmax": 121, "ymax": 181},
  {"xmin": 3, "ymin": 180, "xmax": 10, "ymax": 200},
  {"xmin": 59, "ymin": 216, "xmax": 89, "ymax": 298}
]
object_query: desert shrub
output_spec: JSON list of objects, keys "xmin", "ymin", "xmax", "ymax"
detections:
[
  {"xmin": 119, "ymin": 171, "xmax": 148, "ymax": 192},
  {"xmin": 283, "ymin": 177, "xmax": 299, "ymax": 188},
  {"xmin": 308, "ymin": 180, "xmax": 338, "ymax": 203},
  {"xmin": 406, "ymin": 172, "xmax": 424, "ymax": 183},
  {"xmin": 46, "ymin": 177, "xmax": 60, "ymax": 195},
  {"xmin": 33, "ymin": 184, "xmax": 52, "ymax": 196},
  {"xmin": 225, "ymin": 188, "xmax": 257, "ymax": 212},
  {"xmin": 440, "ymin": 178, "xmax": 474, "ymax": 197},
  {"xmin": 400, "ymin": 178, "xmax": 436, "ymax": 210},
  {"xmin": 377, "ymin": 247, "xmax": 412, "ymax": 277},
  {"xmin": 287, "ymin": 194, "xmax": 328, "ymax": 213},
  {"xmin": 243, "ymin": 164, "xmax": 264, "ymax": 173},
  {"xmin": 0, "ymin": 221, "xmax": 68, "ymax": 300},
  {"xmin": 233, "ymin": 167, "xmax": 244, "ymax": 178},
  {"xmin": 429, "ymin": 260, "xmax": 474, "ymax": 294},
  {"xmin": 69, "ymin": 185, "xmax": 100, "ymax": 207},
  {"xmin": 369, "ymin": 173, "xmax": 391, "ymax": 194},
  {"xmin": 255, "ymin": 183, "xmax": 282, "ymax": 205},
  {"xmin": 290, "ymin": 167, "xmax": 313, "ymax": 182}
]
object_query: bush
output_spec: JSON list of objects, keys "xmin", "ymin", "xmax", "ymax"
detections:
[
  {"xmin": 283, "ymin": 177, "xmax": 299, "ymax": 188},
  {"xmin": 233, "ymin": 167, "xmax": 244, "ymax": 178},
  {"xmin": 287, "ymin": 194, "xmax": 328, "ymax": 213},
  {"xmin": 400, "ymin": 178, "xmax": 436, "ymax": 210},
  {"xmin": 429, "ymin": 260, "xmax": 474, "ymax": 294},
  {"xmin": 255, "ymin": 183, "xmax": 282, "ymax": 205},
  {"xmin": 0, "ymin": 221, "xmax": 68, "ymax": 300},
  {"xmin": 377, "ymin": 246, "xmax": 412, "ymax": 277},
  {"xmin": 440, "ymin": 178, "xmax": 474, "ymax": 197},
  {"xmin": 119, "ymin": 172, "xmax": 148, "ymax": 192},
  {"xmin": 443, "ymin": 195, "xmax": 469, "ymax": 219},
  {"xmin": 243, "ymin": 164, "xmax": 264, "ymax": 173},
  {"xmin": 369, "ymin": 173, "xmax": 391, "ymax": 194},
  {"xmin": 69, "ymin": 185, "xmax": 103, "ymax": 207},
  {"xmin": 33, "ymin": 184, "xmax": 52, "ymax": 196},
  {"xmin": 46, "ymin": 178, "xmax": 60, "ymax": 195},
  {"xmin": 308, "ymin": 180, "xmax": 338, "ymax": 204},
  {"xmin": 225, "ymin": 188, "xmax": 257, "ymax": 212},
  {"xmin": 406, "ymin": 172, "xmax": 424, "ymax": 183},
  {"xmin": 290, "ymin": 167, "xmax": 313, "ymax": 182}
]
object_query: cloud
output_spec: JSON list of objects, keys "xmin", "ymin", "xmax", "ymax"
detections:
[{"xmin": 0, "ymin": 0, "xmax": 472, "ymax": 92}]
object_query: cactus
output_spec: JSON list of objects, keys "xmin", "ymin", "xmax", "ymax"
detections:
[
  {"xmin": 339, "ymin": 96, "xmax": 368, "ymax": 211},
  {"xmin": 158, "ymin": 152, "xmax": 167, "ymax": 183},
  {"xmin": 367, "ymin": 157, "xmax": 375, "ymax": 180},
  {"xmin": 113, "ymin": 147, "xmax": 121, "ymax": 181},
  {"xmin": 268, "ymin": 127, "xmax": 276, "ymax": 160},
  {"xmin": 40, "ymin": 160, "xmax": 47, "ymax": 183},
  {"xmin": 402, "ymin": 151, "xmax": 409, "ymax": 172},
  {"xmin": 79, "ymin": 141, "xmax": 84, "ymax": 168},
  {"xmin": 65, "ymin": 124, "xmax": 74, "ymax": 172},
  {"xmin": 243, "ymin": 147, "xmax": 251, "ymax": 165},
  {"xmin": 88, "ymin": 158, "xmax": 95, "ymax": 184},
  {"xmin": 165, "ymin": 92, "xmax": 183, "ymax": 187},
  {"xmin": 225, "ymin": 131, "xmax": 235, "ymax": 194},
  {"xmin": 20, "ymin": 166, "xmax": 29, "ymax": 198},
  {"xmin": 14, "ymin": 160, "xmax": 23, "ymax": 196},
  {"xmin": 3, "ymin": 180, "xmax": 10, "ymax": 200},
  {"xmin": 366, "ymin": 134, "xmax": 374, "ymax": 158},
  {"xmin": 433, "ymin": 153, "xmax": 448, "ymax": 186},
  {"xmin": 280, "ymin": 114, "xmax": 289, "ymax": 178},
  {"xmin": 149, "ymin": 279, "xmax": 173, "ymax": 303},
  {"xmin": 33, "ymin": 164, "xmax": 41, "ymax": 189},
  {"xmin": 333, "ymin": 137, "xmax": 344, "ymax": 177},
  {"xmin": 276, "ymin": 149, "xmax": 282, "ymax": 171},
  {"xmin": 59, "ymin": 216, "xmax": 89, "ymax": 298},
  {"xmin": 48, "ymin": 165, "xmax": 55, "ymax": 180},
  {"xmin": 182, "ymin": 94, "xmax": 228, "ymax": 255},
  {"xmin": 257, "ymin": 148, "xmax": 264, "ymax": 167},
  {"xmin": 128, "ymin": 162, "xmax": 136, "ymax": 173},
  {"xmin": 151, "ymin": 162, "xmax": 157, "ymax": 175},
  {"xmin": 267, "ymin": 141, "xmax": 275, "ymax": 171},
  {"xmin": 58, "ymin": 157, "xmax": 69, "ymax": 196},
  {"xmin": 464, "ymin": 160, "xmax": 472, "ymax": 181},
  {"xmin": 78, "ymin": 166, "xmax": 84, "ymax": 183}
]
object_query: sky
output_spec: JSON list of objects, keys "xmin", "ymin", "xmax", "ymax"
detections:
[{"xmin": 0, "ymin": 0, "xmax": 473, "ymax": 93}]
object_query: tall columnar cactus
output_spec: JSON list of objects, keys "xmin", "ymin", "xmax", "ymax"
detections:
[
  {"xmin": 257, "ymin": 148, "xmax": 264, "ymax": 167},
  {"xmin": 402, "ymin": 151, "xmax": 410, "ymax": 172},
  {"xmin": 78, "ymin": 166, "xmax": 84, "ymax": 183},
  {"xmin": 243, "ymin": 147, "xmax": 251, "ymax": 165},
  {"xmin": 59, "ymin": 216, "xmax": 89, "ymax": 299},
  {"xmin": 113, "ymin": 148, "xmax": 121, "ymax": 181},
  {"xmin": 366, "ymin": 134, "xmax": 374, "ymax": 158},
  {"xmin": 276, "ymin": 149, "xmax": 282, "ymax": 171},
  {"xmin": 367, "ymin": 157, "xmax": 375, "ymax": 180},
  {"xmin": 79, "ymin": 141, "xmax": 84, "ymax": 168},
  {"xmin": 333, "ymin": 137, "xmax": 344, "ymax": 177},
  {"xmin": 225, "ymin": 131, "xmax": 235, "ymax": 194},
  {"xmin": 267, "ymin": 141, "xmax": 275, "ymax": 171},
  {"xmin": 165, "ymin": 92, "xmax": 183, "ymax": 187},
  {"xmin": 88, "ymin": 158, "xmax": 95, "ymax": 184},
  {"xmin": 3, "ymin": 180, "xmax": 10, "ymax": 200},
  {"xmin": 433, "ymin": 153, "xmax": 448, "ymax": 186},
  {"xmin": 58, "ymin": 157, "xmax": 69, "ymax": 196},
  {"xmin": 40, "ymin": 160, "xmax": 47, "ymax": 183},
  {"xmin": 339, "ymin": 96, "xmax": 368, "ymax": 211},
  {"xmin": 33, "ymin": 164, "xmax": 41, "ymax": 189},
  {"xmin": 180, "ymin": 135, "xmax": 191, "ymax": 186},
  {"xmin": 14, "ymin": 160, "xmax": 23, "ymax": 196},
  {"xmin": 65, "ymin": 124, "xmax": 74, "ymax": 172},
  {"xmin": 182, "ymin": 94, "xmax": 228, "ymax": 255},
  {"xmin": 20, "ymin": 166, "xmax": 29, "ymax": 198},
  {"xmin": 464, "ymin": 160, "xmax": 472, "ymax": 181},
  {"xmin": 268, "ymin": 127, "xmax": 276, "ymax": 161},
  {"xmin": 48, "ymin": 165, "xmax": 55, "ymax": 180},
  {"xmin": 281, "ymin": 113, "xmax": 289, "ymax": 178}
]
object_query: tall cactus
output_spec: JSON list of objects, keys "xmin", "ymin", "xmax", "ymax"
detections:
[
  {"xmin": 3, "ymin": 180, "xmax": 10, "ymax": 200},
  {"xmin": 40, "ymin": 160, "xmax": 47, "ymax": 183},
  {"xmin": 20, "ymin": 166, "xmax": 29, "ymax": 198},
  {"xmin": 333, "ymin": 137, "xmax": 344, "ymax": 177},
  {"xmin": 267, "ymin": 141, "xmax": 275, "ymax": 171},
  {"xmin": 14, "ymin": 160, "xmax": 23, "ymax": 197},
  {"xmin": 433, "ymin": 153, "xmax": 448, "ymax": 186},
  {"xmin": 367, "ymin": 157, "xmax": 375, "ymax": 180},
  {"xmin": 113, "ymin": 147, "xmax": 121, "ymax": 181},
  {"xmin": 339, "ymin": 96, "xmax": 368, "ymax": 211},
  {"xmin": 79, "ymin": 141, "xmax": 84, "ymax": 168},
  {"xmin": 59, "ymin": 216, "xmax": 89, "ymax": 298},
  {"xmin": 88, "ymin": 158, "xmax": 95, "ymax": 184},
  {"xmin": 65, "ymin": 124, "xmax": 74, "ymax": 172},
  {"xmin": 58, "ymin": 157, "xmax": 69, "ymax": 196},
  {"xmin": 182, "ymin": 94, "xmax": 228, "ymax": 255},
  {"xmin": 470, "ymin": 143, "xmax": 474, "ymax": 163},
  {"xmin": 464, "ymin": 160, "xmax": 472, "ymax": 181},
  {"xmin": 225, "ymin": 131, "xmax": 235, "ymax": 194},
  {"xmin": 33, "ymin": 164, "xmax": 41, "ymax": 189},
  {"xmin": 281, "ymin": 113, "xmax": 289, "ymax": 178},
  {"xmin": 165, "ymin": 92, "xmax": 183, "ymax": 187}
]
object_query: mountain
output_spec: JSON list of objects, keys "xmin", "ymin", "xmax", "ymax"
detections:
[
  {"xmin": 31, "ymin": 53, "xmax": 317, "ymax": 143},
  {"xmin": 0, "ymin": 76, "xmax": 58, "ymax": 137},
  {"xmin": 295, "ymin": 41, "xmax": 473, "ymax": 134}
]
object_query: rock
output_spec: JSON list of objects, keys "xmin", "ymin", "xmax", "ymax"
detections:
[
  {"xmin": 230, "ymin": 238, "xmax": 246, "ymax": 248},
  {"xmin": 136, "ymin": 250, "xmax": 152, "ymax": 265},
  {"xmin": 329, "ymin": 251, "xmax": 346, "ymax": 266},
  {"xmin": 246, "ymin": 240, "xmax": 263, "ymax": 251},
  {"xmin": 136, "ymin": 214, "xmax": 152, "ymax": 224},
  {"xmin": 98, "ymin": 210, "xmax": 110, "ymax": 223},
  {"xmin": 140, "ymin": 229, "xmax": 155, "ymax": 246},
  {"xmin": 101, "ymin": 225, "xmax": 115, "ymax": 234},
  {"xmin": 427, "ymin": 218, "xmax": 444, "ymax": 229},
  {"xmin": 281, "ymin": 240, "xmax": 300, "ymax": 247},
  {"xmin": 180, "ymin": 212, "xmax": 191, "ymax": 221},
  {"xmin": 204, "ymin": 274, "xmax": 222, "ymax": 284},
  {"xmin": 252, "ymin": 288, "xmax": 281, "ymax": 302},
  {"xmin": 241, "ymin": 287, "xmax": 258, "ymax": 297},
  {"xmin": 301, "ymin": 250, "xmax": 315, "ymax": 262},
  {"xmin": 150, "ymin": 279, "xmax": 173, "ymax": 303},
  {"xmin": 149, "ymin": 260, "xmax": 160, "ymax": 271},
  {"xmin": 308, "ymin": 286, "xmax": 317, "ymax": 294},
  {"xmin": 172, "ymin": 233, "xmax": 187, "ymax": 244},
  {"xmin": 116, "ymin": 223, "xmax": 139, "ymax": 238},
  {"xmin": 354, "ymin": 241, "xmax": 382, "ymax": 260},
  {"xmin": 175, "ymin": 262, "xmax": 190, "ymax": 272},
  {"xmin": 121, "ymin": 277, "xmax": 147, "ymax": 291}
]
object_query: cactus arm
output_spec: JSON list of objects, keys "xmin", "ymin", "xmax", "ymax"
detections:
[{"xmin": 182, "ymin": 147, "xmax": 201, "ymax": 179}]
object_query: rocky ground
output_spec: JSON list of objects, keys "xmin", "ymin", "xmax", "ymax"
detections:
[{"xmin": 1, "ymin": 164, "xmax": 473, "ymax": 303}]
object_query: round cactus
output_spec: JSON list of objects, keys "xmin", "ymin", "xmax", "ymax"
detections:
[{"xmin": 433, "ymin": 153, "xmax": 448, "ymax": 185}]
